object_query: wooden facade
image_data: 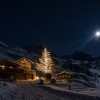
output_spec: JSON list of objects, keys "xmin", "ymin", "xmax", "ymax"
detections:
[
  {"xmin": 15, "ymin": 57, "xmax": 34, "ymax": 71},
  {"xmin": 56, "ymin": 71, "xmax": 73, "ymax": 82}
]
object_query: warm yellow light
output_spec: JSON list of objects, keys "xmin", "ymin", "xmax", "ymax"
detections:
[
  {"xmin": 9, "ymin": 66, "xmax": 13, "ymax": 69},
  {"xmin": 2, "ymin": 66, "xmax": 5, "ymax": 68},
  {"xmin": 1, "ymin": 66, "xmax": 5, "ymax": 70},
  {"xmin": 35, "ymin": 76, "xmax": 39, "ymax": 80},
  {"xmin": 36, "ymin": 48, "xmax": 53, "ymax": 74}
]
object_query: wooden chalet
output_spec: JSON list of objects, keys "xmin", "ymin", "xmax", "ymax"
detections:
[
  {"xmin": 56, "ymin": 71, "xmax": 73, "ymax": 82},
  {"xmin": 0, "ymin": 58, "xmax": 36, "ymax": 80},
  {"xmin": 15, "ymin": 57, "xmax": 36, "ymax": 80}
]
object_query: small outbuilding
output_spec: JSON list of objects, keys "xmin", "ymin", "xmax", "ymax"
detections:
[{"xmin": 56, "ymin": 71, "xmax": 73, "ymax": 82}]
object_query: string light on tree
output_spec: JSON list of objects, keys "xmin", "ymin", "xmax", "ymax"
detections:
[{"xmin": 36, "ymin": 48, "xmax": 54, "ymax": 74}]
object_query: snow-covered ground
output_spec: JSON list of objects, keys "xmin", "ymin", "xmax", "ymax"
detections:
[
  {"xmin": 47, "ymin": 82, "xmax": 100, "ymax": 99},
  {"xmin": 0, "ymin": 81, "xmax": 16, "ymax": 100},
  {"xmin": 0, "ymin": 81, "xmax": 100, "ymax": 100}
]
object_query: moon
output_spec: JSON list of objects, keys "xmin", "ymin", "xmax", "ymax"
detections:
[
  {"xmin": 80, "ymin": 31, "xmax": 100, "ymax": 50},
  {"xmin": 96, "ymin": 31, "xmax": 100, "ymax": 37}
]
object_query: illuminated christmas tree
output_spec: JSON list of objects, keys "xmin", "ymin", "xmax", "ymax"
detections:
[{"xmin": 36, "ymin": 48, "xmax": 54, "ymax": 74}]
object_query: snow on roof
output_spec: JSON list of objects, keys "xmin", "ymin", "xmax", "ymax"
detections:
[{"xmin": 57, "ymin": 71, "xmax": 73, "ymax": 75}]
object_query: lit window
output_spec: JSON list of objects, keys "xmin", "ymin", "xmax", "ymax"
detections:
[
  {"xmin": 1, "ymin": 66, "xmax": 5, "ymax": 70},
  {"xmin": 9, "ymin": 66, "xmax": 13, "ymax": 69}
]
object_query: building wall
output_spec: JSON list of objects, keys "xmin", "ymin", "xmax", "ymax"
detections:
[{"xmin": 15, "ymin": 73, "xmax": 35, "ymax": 80}]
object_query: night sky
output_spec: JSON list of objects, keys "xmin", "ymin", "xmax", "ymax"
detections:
[{"xmin": 0, "ymin": 1, "xmax": 100, "ymax": 56}]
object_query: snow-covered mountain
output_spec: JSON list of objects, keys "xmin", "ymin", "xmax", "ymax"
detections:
[
  {"xmin": 62, "ymin": 50, "xmax": 93, "ymax": 61},
  {"xmin": 0, "ymin": 41, "xmax": 38, "ymax": 61}
]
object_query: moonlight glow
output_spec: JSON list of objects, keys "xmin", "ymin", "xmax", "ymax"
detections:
[{"xmin": 96, "ymin": 31, "xmax": 100, "ymax": 37}]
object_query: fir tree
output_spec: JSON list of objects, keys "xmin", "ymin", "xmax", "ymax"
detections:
[{"xmin": 36, "ymin": 48, "xmax": 54, "ymax": 74}]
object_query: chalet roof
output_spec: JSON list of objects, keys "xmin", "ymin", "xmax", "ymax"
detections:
[
  {"xmin": 0, "ymin": 60, "xmax": 18, "ymax": 67},
  {"xmin": 57, "ymin": 71, "xmax": 73, "ymax": 76},
  {"xmin": 15, "ymin": 57, "xmax": 34, "ymax": 65}
]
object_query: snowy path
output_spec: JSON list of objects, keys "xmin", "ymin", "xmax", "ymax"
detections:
[{"xmin": 14, "ymin": 82, "xmax": 77, "ymax": 100}]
